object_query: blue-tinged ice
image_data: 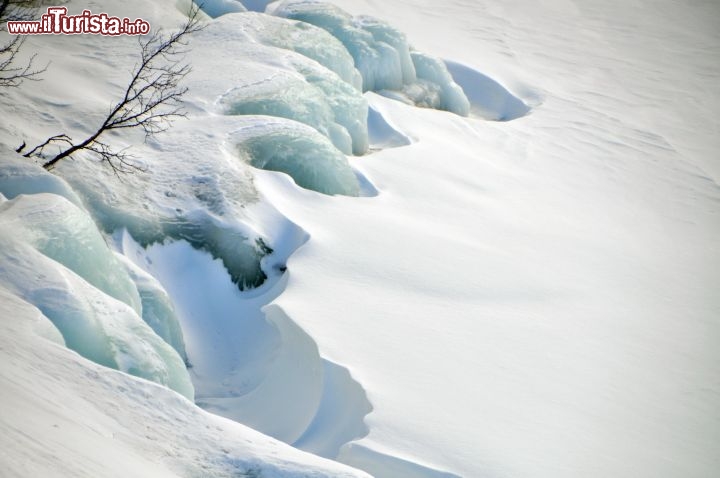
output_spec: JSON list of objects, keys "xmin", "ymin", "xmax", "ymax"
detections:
[
  {"xmin": 353, "ymin": 15, "xmax": 416, "ymax": 86},
  {"xmin": 117, "ymin": 253, "xmax": 189, "ymax": 364},
  {"xmin": 52, "ymin": 118, "xmax": 273, "ymax": 291},
  {"xmin": 231, "ymin": 119, "xmax": 360, "ymax": 197},
  {"xmin": 268, "ymin": 1, "xmax": 406, "ymax": 92},
  {"xmin": 232, "ymin": 13, "xmax": 362, "ymax": 90},
  {"xmin": 386, "ymin": 52, "xmax": 470, "ymax": 116},
  {"xmin": 237, "ymin": 0, "xmax": 274, "ymax": 11},
  {"xmin": 268, "ymin": 1, "xmax": 471, "ymax": 116},
  {"xmin": 219, "ymin": 71, "xmax": 365, "ymax": 156},
  {"xmin": 194, "ymin": 14, "xmax": 369, "ymax": 155},
  {"xmin": 195, "ymin": 0, "xmax": 247, "ymax": 18},
  {"xmin": 0, "ymin": 193, "xmax": 194, "ymax": 399},
  {"xmin": 0, "ymin": 149, "xmax": 84, "ymax": 208},
  {"xmin": 0, "ymin": 155, "xmax": 141, "ymax": 314}
]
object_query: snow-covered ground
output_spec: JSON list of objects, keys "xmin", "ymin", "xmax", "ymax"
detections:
[{"xmin": 1, "ymin": 0, "xmax": 718, "ymax": 477}]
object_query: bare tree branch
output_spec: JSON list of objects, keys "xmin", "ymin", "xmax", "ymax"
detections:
[
  {"xmin": 25, "ymin": 5, "xmax": 203, "ymax": 171},
  {"xmin": 22, "ymin": 134, "xmax": 72, "ymax": 157},
  {"xmin": 0, "ymin": 0, "xmax": 48, "ymax": 87}
]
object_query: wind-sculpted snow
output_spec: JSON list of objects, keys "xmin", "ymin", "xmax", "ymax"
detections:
[
  {"xmin": 445, "ymin": 60, "xmax": 531, "ymax": 121},
  {"xmin": 338, "ymin": 444, "xmax": 461, "ymax": 478},
  {"xmin": 190, "ymin": 15, "xmax": 369, "ymax": 155},
  {"xmin": 0, "ymin": 289, "xmax": 371, "ymax": 478},
  {"xmin": 0, "ymin": 194, "xmax": 193, "ymax": 399},
  {"xmin": 293, "ymin": 361, "xmax": 372, "ymax": 459},
  {"xmin": 268, "ymin": 0, "xmax": 470, "ymax": 116},
  {"xmin": 123, "ymin": 234, "xmax": 373, "ymax": 459},
  {"xmin": 1, "ymin": 0, "xmax": 718, "ymax": 477},
  {"xmin": 367, "ymin": 102, "xmax": 412, "ymax": 149}
]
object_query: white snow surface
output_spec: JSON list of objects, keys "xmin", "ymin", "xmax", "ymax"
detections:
[
  {"xmin": 0, "ymin": 288, "xmax": 370, "ymax": 478},
  {"xmin": 1, "ymin": 0, "xmax": 719, "ymax": 477}
]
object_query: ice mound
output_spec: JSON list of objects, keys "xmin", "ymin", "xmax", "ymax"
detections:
[
  {"xmin": 231, "ymin": 119, "xmax": 361, "ymax": 197},
  {"xmin": 268, "ymin": 0, "xmax": 470, "ymax": 116},
  {"xmin": 0, "ymin": 146, "xmax": 84, "ymax": 208},
  {"xmin": 54, "ymin": 117, "xmax": 273, "ymax": 291},
  {"xmin": 116, "ymin": 253, "xmax": 189, "ymax": 364},
  {"xmin": 194, "ymin": 0, "xmax": 248, "ymax": 18},
  {"xmin": 0, "ymin": 172, "xmax": 141, "ymax": 313},
  {"xmin": 238, "ymin": 0, "xmax": 274, "ymax": 11},
  {"xmin": 268, "ymin": 1, "xmax": 409, "ymax": 91},
  {"xmin": 396, "ymin": 52, "xmax": 470, "ymax": 115},
  {"xmin": 0, "ymin": 193, "xmax": 193, "ymax": 399},
  {"xmin": 231, "ymin": 12, "xmax": 362, "ymax": 89},
  {"xmin": 190, "ymin": 15, "xmax": 369, "ymax": 155}
]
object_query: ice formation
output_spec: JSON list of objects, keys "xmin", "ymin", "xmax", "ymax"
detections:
[
  {"xmin": 268, "ymin": 1, "xmax": 410, "ymax": 91},
  {"xmin": 232, "ymin": 12, "xmax": 363, "ymax": 90},
  {"xmin": 52, "ymin": 117, "xmax": 273, "ymax": 291},
  {"xmin": 0, "ymin": 193, "xmax": 193, "ymax": 399},
  {"xmin": 268, "ymin": 0, "xmax": 470, "ymax": 116},
  {"xmin": 231, "ymin": 120, "xmax": 361, "ymax": 197},
  {"xmin": 238, "ymin": 0, "xmax": 274, "ymax": 11},
  {"xmin": 0, "ymin": 176, "xmax": 141, "ymax": 313},
  {"xmin": 194, "ymin": 0, "xmax": 247, "ymax": 18},
  {"xmin": 116, "ymin": 253, "xmax": 189, "ymax": 363},
  {"xmin": 0, "ymin": 149, "xmax": 85, "ymax": 207},
  {"xmin": 396, "ymin": 52, "xmax": 470, "ymax": 114},
  {"xmin": 1, "ymin": 0, "xmax": 717, "ymax": 476},
  {"xmin": 192, "ymin": 14, "xmax": 369, "ymax": 155}
]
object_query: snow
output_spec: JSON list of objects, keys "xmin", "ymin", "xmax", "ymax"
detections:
[
  {"xmin": 54, "ymin": 116, "xmax": 273, "ymax": 290},
  {"xmin": 1, "ymin": 0, "xmax": 719, "ymax": 477},
  {"xmin": 0, "ymin": 287, "xmax": 370, "ymax": 478},
  {"xmin": 118, "ymin": 227, "xmax": 371, "ymax": 457},
  {"xmin": 444, "ymin": 61, "xmax": 530, "ymax": 121},
  {"xmin": 366, "ymin": 103, "xmax": 411, "ymax": 150}
]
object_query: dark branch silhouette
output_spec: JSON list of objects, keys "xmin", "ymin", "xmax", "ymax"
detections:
[
  {"xmin": 25, "ymin": 5, "xmax": 202, "ymax": 172},
  {"xmin": 0, "ymin": 1, "xmax": 47, "ymax": 88}
]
